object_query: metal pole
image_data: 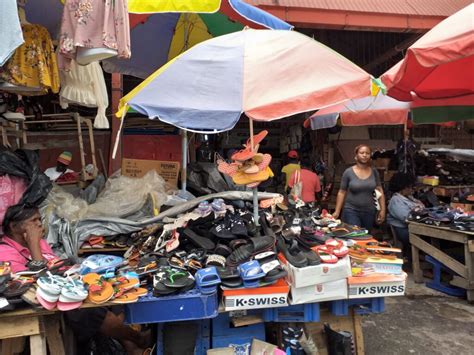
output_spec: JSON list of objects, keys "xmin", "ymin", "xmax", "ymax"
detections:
[
  {"xmin": 249, "ymin": 118, "xmax": 260, "ymax": 225},
  {"xmin": 181, "ymin": 130, "xmax": 187, "ymax": 192}
]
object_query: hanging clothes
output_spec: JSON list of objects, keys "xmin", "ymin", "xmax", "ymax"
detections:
[
  {"xmin": 58, "ymin": 0, "xmax": 131, "ymax": 69},
  {"xmin": 0, "ymin": 24, "xmax": 60, "ymax": 95},
  {"xmin": 0, "ymin": 0, "xmax": 24, "ymax": 67},
  {"xmin": 59, "ymin": 59, "xmax": 109, "ymax": 128}
]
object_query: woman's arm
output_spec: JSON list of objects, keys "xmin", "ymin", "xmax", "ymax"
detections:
[
  {"xmin": 376, "ymin": 186, "xmax": 386, "ymax": 224},
  {"xmin": 333, "ymin": 190, "xmax": 347, "ymax": 219}
]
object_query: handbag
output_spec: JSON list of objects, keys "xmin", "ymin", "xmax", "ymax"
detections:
[{"xmin": 289, "ymin": 169, "xmax": 303, "ymax": 203}]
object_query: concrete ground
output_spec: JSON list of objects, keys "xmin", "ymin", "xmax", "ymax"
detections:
[{"xmin": 361, "ymin": 274, "xmax": 474, "ymax": 355}]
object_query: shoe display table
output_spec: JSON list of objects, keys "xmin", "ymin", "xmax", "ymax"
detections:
[{"xmin": 409, "ymin": 222, "xmax": 474, "ymax": 302}]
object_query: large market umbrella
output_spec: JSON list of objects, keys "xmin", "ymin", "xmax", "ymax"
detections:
[
  {"xmin": 103, "ymin": 0, "xmax": 292, "ymax": 78},
  {"xmin": 381, "ymin": 3, "xmax": 474, "ymax": 102},
  {"xmin": 114, "ymin": 29, "xmax": 380, "ymax": 219},
  {"xmin": 24, "ymin": 1, "xmax": 292, "ymax": 79},
  {"xmin": 306, "ymin": 93, "xmax": 474, "ymax": 128},
  {"xmin": 116, "ymin": 29, "xmax": 378, "ymax": 133},
  {"xmin": 307, "ymin": 92, "xmax": 410, "ymax": 130}
]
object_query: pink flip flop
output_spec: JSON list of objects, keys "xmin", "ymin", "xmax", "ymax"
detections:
[
  {"xmin": 57, "ymin": 301, "xmax": 83, "ymax": 311},
  {"xmin": 36, "ymin": 293, "xmax": 57, "ymax": 311}
]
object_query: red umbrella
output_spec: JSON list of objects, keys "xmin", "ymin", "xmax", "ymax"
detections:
[{"xmin": 381, "ymin": 3, "xmax": 474, "ymax": 101}]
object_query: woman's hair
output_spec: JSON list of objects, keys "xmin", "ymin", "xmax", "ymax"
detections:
[
  {"xmin": 354, "ymin": 144, "xmax": 372, "ymax": 155},
  {"xmin": 2, "ymin": 205, "xmax": 39, "ymax": 236},
  {"xmin": 389, "ymin": 172, "xmax": 416, "ymax": 193}
]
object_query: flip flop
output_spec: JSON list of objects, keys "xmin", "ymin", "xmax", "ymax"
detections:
[
  {"xmin": 57, "ymin": 300, "xmax": 83, "ymax": 311},
  {"xmin": 36, "ymin": 292, "xmax": 57, "ymax": 310},
  {"xmin": 314, "ymin": 248, "xmax": 339, "ymax": 264},
  {"xmin": 37, "ymin": 273, "xmax": 65, "ymax": 295},
  {"xmin": 182, "ymin": 228, "xmax": 216, "ymax": 250},
  {"xmin": 126, "ymin": 287, "xmax": 149, "ymax": 297},
  {"xmin": 111, "ymin": 293, "xmax": 139, "ymax": 304},
  {"xmin": 3, "ymin": 277, "xmax": 35, "ymax": 298},
  {"xmin": 163, "ymin": 269, "xmax": 195, "ymax": 289},
  {"xmin": 261, "ymin": 260, "xmax": 287, "ymax": 283},
  {"xmin": 87, "ymin": 281, "xmax": 114, "ymax": 304},
  {"xmin": 59, "ymin": 279, "xmax": 88, "ymax": 302},
  {"xmin": 36, "ymin": 286, "xmax": 61, "ymax": 303}
]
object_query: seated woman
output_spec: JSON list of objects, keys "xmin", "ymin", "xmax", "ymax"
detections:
[
  {"xmin": 0, "ymin": 205, "xmax": 151, "ymax": 354},
  {"xmin": 387, "ymin": 173, "xmax": 424, "ymax": 256}
]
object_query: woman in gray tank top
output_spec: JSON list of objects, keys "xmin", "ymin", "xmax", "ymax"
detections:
[{"xmin": 333, "ymin": 145, "xmax": 386, "ymax": 230}]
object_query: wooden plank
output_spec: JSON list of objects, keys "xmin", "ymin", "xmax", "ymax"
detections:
[
  {"xmin": 0, "ymin": 316, "xmax": 40, "ymax": 339},
  {"xmin": 465, "ymin": 238, "xmax": 474, "ymax": 295},
  {"xmin": 408, "ymin": 223, "xmax": 468, "ymax": 242},
  {"xmin": 410, "ymin": 236, "xmax": 423, "ymax": 283},
  {"xmin": 468, "ymin": 240, "xmax": 474, "ymax": 253},
  {"xmin": 449, "ymin": 275, "xmax": 474, "ymax": 290},
  {"xmin": 353, "ymin": 312, "xmax": 365, "ymax": 355},
  {"xmin": 410, "ymin": 234, "xmax": 468, "ymax": 278},
  {"xmin": 44, "ymin": 316, "xmax": 65, "ymax": 355},
  {"xmin": 231, "ymin": 315, "xmax": 264, "ymax": 327},
  {"xmin": 30, "ymin": 334, "xmax": 47, "ymax": 355}
]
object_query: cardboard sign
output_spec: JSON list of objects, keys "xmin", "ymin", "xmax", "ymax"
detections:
[
  {"xmin": 122, "ymin": 158, "xmax": 180, "ymax": 186},
  {"xmin": 348, "ymin": 273, "xmax": 407, "ymax": 299}
]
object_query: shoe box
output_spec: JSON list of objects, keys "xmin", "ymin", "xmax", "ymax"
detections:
[
  {"xmin": 289, "ymin": 278, "xmax": 348, "ymax": 304},
  {"xmin": 348, "ymin": 272, "xmax": 407, "ymax": 299},
  {"xmin": 222, "ymin": 279, "xmax": 290, "ymax": 311},
  {"xmin": 279, "ymin": 255, "xmax": 351, "ymax": 288}
]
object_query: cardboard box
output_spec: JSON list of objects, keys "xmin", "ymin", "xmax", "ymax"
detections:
[
  {"xmin": 122, "ymin": 158, "xmax": 180, "ymax": 186},
  {"xmin": 222, "ymin": 279, "xmax": 290, "ymax": 311},
  {"xmin": 290, "ymin": 278, "xmax": 348, "ymax": 304},
  {"xmin": 348, "ymin": 272, "xmax": 407, "ymax": 299},
  {"xmin": 280, "ymin": 255, "xmax": 351, "ymax": 288}
]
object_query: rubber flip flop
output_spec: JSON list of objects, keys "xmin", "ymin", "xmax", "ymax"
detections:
[
  {"xmin": 36, "ymin": 292, "xmax": 57, "ymax": 311},
  {"xmin": 126, "ymin": 287, "xmax": 149, "ymax": 297},
  {"xmin": 3, "ymin": 278, "xmax": 34, "ymax": 298},
  {"xmin": 87, "ymin": 281, "xmax": 114, "ymax": 304},
  {"xmin": 182, "ymin": 228, "xmax": 215, "ymax": 250},
  {"xmin": 112, "ymin": 293, "xmax": 139, "ymax": 304},
  {"xmin": 57, "ymin": 300, "xmax": 83, "ymax": 311},
  {"xmin": 163, "ymin": 269, "xmax": 195, "ymax": 289}
]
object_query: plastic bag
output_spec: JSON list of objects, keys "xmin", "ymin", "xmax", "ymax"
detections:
[
  {"xmin": 0, "ymin": 149, "xmax": 52, "ymax": 207},
  {"xmin": 44, "ymin": 186, "xmax": 89, "ymax": 222},
  {"xmin": 79, "ymin": 254, "xmax": 124, "ymax": 275},
  {"xmin": 0, "ymin": 174, "xmax": 27, "ymax": 233},
  {"xmin": 86, "ymin": 170, "xmax": 168, "ymax": 219}
]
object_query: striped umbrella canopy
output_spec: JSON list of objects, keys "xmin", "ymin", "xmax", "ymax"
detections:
[
  {"xmin": 103, "ymin": 0, "xmax": 293, "ymax": 78},
  {"xmin": 381, "ymin": 3, "xmax": 474, "ymax": 102},
  {"xmin": 116, "ymin": 29, "xmax": 378, "ymax": 133},
  {"xmin": 25, "ymin": 0, "xmax": 292, "ymax": 79}
]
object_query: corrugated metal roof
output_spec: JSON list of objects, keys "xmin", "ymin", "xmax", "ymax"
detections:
[{"xmin": 245, "ymin": 0, "xmax": 472, "ymax": 17}]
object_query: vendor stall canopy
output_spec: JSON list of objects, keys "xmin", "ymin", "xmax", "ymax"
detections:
[
  {"xmin": 30, "ymin": 0, "xmax": 292, "ymax": 79},
  {"xmin": 117, "ymin": 29, "xmax": 380, "ymax": 133},
  {"xmin": 381, "ymin": 3, "xmax": 474, "ymax": 102}
]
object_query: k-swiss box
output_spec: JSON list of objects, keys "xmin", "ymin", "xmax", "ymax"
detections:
[
  {"xmin": 348, "ymin": 272, "xmax": 407, "ymax": 299},
  {"xmin": 222, "ymin": 279, "xmax": 290, "ymax": 311}
]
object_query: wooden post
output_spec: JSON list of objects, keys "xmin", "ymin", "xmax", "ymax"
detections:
[{"xmin": 109, "ymin": 73, "xmax": 123, "ymax": 176}]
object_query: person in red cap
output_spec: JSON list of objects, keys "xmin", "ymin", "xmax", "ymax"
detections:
[
  {"xmin": 281, "ymin": 150, "xmax": 300, "ymax": 189},
  {"xmin": 44, "ymin": 151, "xmax": 75, "ymax": 182}
]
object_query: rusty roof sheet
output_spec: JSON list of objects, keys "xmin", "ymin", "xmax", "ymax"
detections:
[{"xmin": 245, "ymin": 0, "xmax": 472, "ymax": 17}]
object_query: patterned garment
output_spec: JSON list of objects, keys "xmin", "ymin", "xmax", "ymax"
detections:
[
  {"xmin": 59, "ymin": 0, "xmax": 131, "ymax": 69},
  {"xmin": 0, "ymin": 24, "xmax": 60, "ymax": 95}
]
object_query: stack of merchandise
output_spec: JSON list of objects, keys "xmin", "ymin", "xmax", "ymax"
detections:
[
  {"xmin": 348, "ymin": 241, "xmax": 406, "ymax": 299},
  {"xmin": 217, "ymin": 130, "xmax": 273, "ymax": 188},
  {"xmin": 276, "ymin": 211, "xmax": 352, "ymax": 304}
]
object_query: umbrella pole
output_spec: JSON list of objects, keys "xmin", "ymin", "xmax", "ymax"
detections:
[
  {"xmin": 181, "ymin": 130, "xmax": 187, "ymax": 192},
  {"xmin": 249, "ymin": 118, "xmax": 260, "ymax": 226}
]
